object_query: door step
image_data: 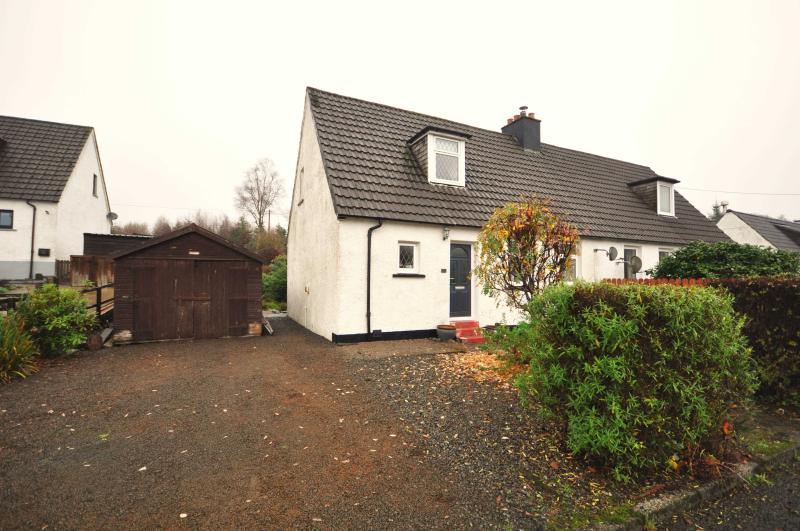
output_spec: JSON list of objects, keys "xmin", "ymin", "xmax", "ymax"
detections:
[{"xmin": 451, "ymin": 320, "xmax": 486, "ymax": 345}]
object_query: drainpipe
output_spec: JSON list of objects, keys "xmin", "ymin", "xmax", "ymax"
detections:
[
  {"xmin": 366, "ymin": 219, "xmax": 383, "ymax": 336},
  {"xmin": 25, "ymin": 200, "xmax": 36, "ymax": 279}
]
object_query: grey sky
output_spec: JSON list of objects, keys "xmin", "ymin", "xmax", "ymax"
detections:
[{"xmin": 1, "ymin": 0, "xmax": 799, "ymax": 227}]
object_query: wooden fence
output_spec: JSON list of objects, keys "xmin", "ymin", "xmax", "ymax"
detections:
[
  {"xmin": 69, "ymin": 256, "xmax": 114, "ymax": 287},
  {"xmin": 55, "ymin": 260, "xmax": 71, "ymax": 284}
]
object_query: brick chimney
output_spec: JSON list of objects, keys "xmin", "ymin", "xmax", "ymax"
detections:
[{"xmin": 501, "ymin": 106, "xmax": 541, "ymax": 151}]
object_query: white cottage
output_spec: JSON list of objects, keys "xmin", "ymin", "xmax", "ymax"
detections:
[
  {"xmin": 287, "ymin": 88, "xmax": 728, "ymax": 342},
  {"xmin": 0, "ymin": 116, "xmax": 112, "ymax": 279},
  {"xmin": 717, "ymin": 210, "xmax": 800, "ymax": 252}
]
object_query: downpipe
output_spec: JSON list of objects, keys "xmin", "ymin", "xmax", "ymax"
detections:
[
  {"xmin": 366, "ymin": 219, "xmax": 383, "ymax": 336},
  {"xmin": 25, "ymin": 200, "xmax": 36, "ymax": 279}
]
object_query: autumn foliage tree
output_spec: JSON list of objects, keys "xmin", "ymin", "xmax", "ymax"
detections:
[{"xmin": 475, "ymin": 196, "xmax": 580, "ymax": 312}]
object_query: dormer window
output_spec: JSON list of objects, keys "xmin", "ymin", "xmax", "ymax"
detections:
[
  {"xmin": 657, "ymin": 182, "xmax": 674, "ymax": 216},
  {"xmin": 407, "ymin": 127, "xmax": 470, "ymax": 188},
  {"xmin": 428, "ymin": 134, "xmax": 465, "ymax": 186}
]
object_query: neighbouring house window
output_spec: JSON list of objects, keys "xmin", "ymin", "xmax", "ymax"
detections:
[
  {"xmin": 0, "ymin": 209, "xmax": 12, "ymax": 229},
  {"xmin": 657, "ymin": 183, "xmax": 674, "ymax": 216},
  {"xmin": 398, "ymin": 242, "xmax": 419, "ymax": 273},
  {"xmin": 92, "ymin": 174, "xmax": 98, "ymax": 197},
  {"xmin": 624, "ymin": 247, "xmax": 640, "ymax": 279},
  {"xmin": 563, "ymin": 252, "xmax": 579, "ymax": 281},
  {"xmin": 428, "ymin": 134, "xmax": 466, "ymax": 186}
]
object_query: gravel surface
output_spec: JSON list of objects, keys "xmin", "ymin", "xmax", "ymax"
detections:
[
  {"xmin": 350, "ymin": 350, "xmax": 667, "ymax": 529},
  {"xmin": 668, "ymin": 459, "xmax": 800, "ymax": 530},
  {"xmin": 0, "ymin": 320, "xmax": 498, "ymax": 530}
]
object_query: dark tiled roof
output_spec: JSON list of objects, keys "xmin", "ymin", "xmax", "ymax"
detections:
[
  {"xmin": 0, "ymin": 115, "xmax": 93, "ymax": 202},
  {"xmin": 730, "ymin": 210, "xmax": 800, "ymax": 251},
  {"xmin": 307, "ymin": 88, "xmax": 729, "ymax": 245}
]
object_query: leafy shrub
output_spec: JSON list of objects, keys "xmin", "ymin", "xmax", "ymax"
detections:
[
  {"xmin": 649, "ymin": 241, "xmax": 800, "ymax": 278},
  {"xmin": 262, "ymin": 255, "xmax": 287, "ymax": 303},
  {"xmin": 491, "ymin": 282, "xmax": 757, "ymax": 481},
  {"xmin": 0, "ymin": 313, "xmax": 39, "ymax": 382},
  {"xmin": 15, "ymin": 284, "xmax": 98, "ymax": 357},
  {"xmin": 707, "ymin": 277, "xmax": 800, "ymax": 399}
]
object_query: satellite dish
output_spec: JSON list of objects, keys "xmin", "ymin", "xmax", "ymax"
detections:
[
  {"xmin": 107, "ymin": 212, "xmax": 118, "ymax": 221},
  {"xmin": 630, "ymin": 255, "xmax": 642, "ymax": 274},
  {"xmin": 607, "ymin": 247, "xmax": 618, "ymax": 261}
]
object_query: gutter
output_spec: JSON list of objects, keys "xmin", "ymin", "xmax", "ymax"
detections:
[
  {"xmin": 366, "ymin": 219, "xmax": 383, "ymax": 336},
  {"xmin": 25, "ymin": 200, "xmax": 36, "ymax": 279}
]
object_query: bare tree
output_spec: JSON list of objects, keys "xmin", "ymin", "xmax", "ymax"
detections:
[
  {"xmin": 235, "ymin": 158, "xmax": 284, "ymax": 231},
  {"xmin": 111, "ymin": 221, "xmax": 150, "ymax": 236},
  {"xmin": 152, "ymin": 216, "xmax": 173, "ymax": 236}
]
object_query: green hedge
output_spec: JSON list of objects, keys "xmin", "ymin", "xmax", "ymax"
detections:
[
  {"xmin": 491, "ymin": 282, "xmax": 757, "ymax": 481},
  {"xmin": 708, "ymin": 277, "xmax": 800, "ymax": 400},
  {"xmin": 650, "ymin": 241, "xmax": 800, "ymax": 279},
  {"xmin": 262, "ymin": 255, "xmax": 287, "ymax": 303}
]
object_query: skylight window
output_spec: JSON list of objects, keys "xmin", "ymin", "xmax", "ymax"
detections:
[{"xmin": 428, "ymin": 134, "xmax": 465, "ymax": 186}]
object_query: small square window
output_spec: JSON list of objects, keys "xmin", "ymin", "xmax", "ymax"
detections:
[
  {"xmin": 658, "ymin": 248, "xmax": 673, "ymax": 262},
  {"xmin": 398, "ymin": 242, "xmax": 419, "ymax": 272},
  {"xmin": 658, "ymin": 183, "xmax": 674, "ymax": 215},
  {"xmin": 0, "ymin": 209, "xmax": 12, "ymax": 229}
]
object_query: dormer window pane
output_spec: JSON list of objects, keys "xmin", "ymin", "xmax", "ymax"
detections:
[
  {"xmin": 658, "ymin": 183, "xmax": 674, "ymax": 215},
  {"xmin": 435, "ymin": 153, "xmax": 459, "ymax": 181},
  {"xmin": 435, "ymin": 137, "xmax": 459, "ymax": 154}
]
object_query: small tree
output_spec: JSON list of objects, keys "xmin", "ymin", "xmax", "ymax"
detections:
[
  {"xmin": 111, "ymin": 221, "xmax": 150, "ymax": 236},
  {"xmin": 235, "ymin": 158, "xmax": 284, "ymax": 231},
  {"xmin": 475, "ymin": 196, "xmax": 580, "ymax": 312}
]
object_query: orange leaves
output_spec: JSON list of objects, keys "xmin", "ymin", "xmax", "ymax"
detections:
[{"xmin": 722, "ymin": 419, "xmax": 733, "ymax": 436}]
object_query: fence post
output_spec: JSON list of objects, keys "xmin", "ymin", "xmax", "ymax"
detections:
[{"xmin": 95, "ymin": 287, "xmax": 101, "ymax": 319}]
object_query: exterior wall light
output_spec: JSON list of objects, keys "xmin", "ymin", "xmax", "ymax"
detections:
[{"xmin": 442, "ymin": 226, "xmax": 450, "ymax": 240}]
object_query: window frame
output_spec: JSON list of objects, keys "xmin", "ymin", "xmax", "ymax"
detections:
[
  {"xmin": 563, "ymin": 250, "xmax": 580, "ymax": 283},
  {"xmin": 0, "ymin": 209, "xmax": 13, "ymax": 229},
  {"xmin": 658, "ymin": 247, "xmax": 674, "ymax": 263},
  {"xmin": 427, "ymin": 133, "xmax": 466, "ymax": 187},
  {"xmin": 92, "ymin": 174, "xmax": 98, "ymax": 197},
  {"xmin": 397, "ymin": 241, "xmax": 420, "ymax": 274},
  {"xmin": 657, "ymin": 182, "xmax": 675, "ymax": 216},
  {"xmin": 623, "ymin": 246, "xmax": 641, "ymax": 279}
]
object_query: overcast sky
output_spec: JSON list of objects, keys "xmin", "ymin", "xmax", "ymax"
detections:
[{"xmin": 1, "ymin": 0, "xmax": 799, "ymax": 228}]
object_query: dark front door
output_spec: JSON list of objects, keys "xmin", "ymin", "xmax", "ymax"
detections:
[{"xmin": 450, "ymin": 243, "xmax": 471, "ymax": 317}]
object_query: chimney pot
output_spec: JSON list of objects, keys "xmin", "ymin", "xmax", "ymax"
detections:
[
  {"xmin": 519, "ymin": 105, "xmax": 528, "ymax": 117},
  {"xmin": 507, "ymin": 118, "xmax": 513, "ymax": 125},
  {"xmin": 513, "ymin": 114, "xmax": 520, "ymax": 121}
]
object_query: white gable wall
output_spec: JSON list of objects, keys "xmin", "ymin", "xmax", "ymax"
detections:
[
  {"xmin": 55, "ymin": 131, "xmax": 112, "ymax": 260},
  {"xmin": 578, "ymin": 238, "xmax": 677, "ymax": 281},
  {"xmin": 0, "ymin": 132, "xmax": 110, "ymax": 280},
  {"xmin": 287, "ymin": 97, "xmax": 341, "ymax": 340},
  {"xmin": 716, "ymin": 212, "xmax": 774, "ymax": 247}
]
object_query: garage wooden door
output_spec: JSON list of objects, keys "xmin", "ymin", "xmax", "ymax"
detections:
[{"xmin": 132, "ymin": 260, "xmax": 251, "ymax": 341}]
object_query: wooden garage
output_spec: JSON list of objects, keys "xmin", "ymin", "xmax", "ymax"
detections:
[{"xmin": 112, "ymin": 224, "xmax": 264, "ymax": 342}]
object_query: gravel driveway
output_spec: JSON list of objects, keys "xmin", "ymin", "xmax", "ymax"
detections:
[{"xmin": 0, "ymin": 319, "xmax": 502, "ymax": 530}]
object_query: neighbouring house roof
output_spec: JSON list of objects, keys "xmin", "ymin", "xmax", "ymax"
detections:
[
  {"xmin": 0, "ymin": 115, "xmax": 93, "ymax": 202},
  {"xmin": 111, "ymin": 223, "xmax": 266, "ymax": 263},
  {"xmin": 728, "ymin": 210, "xmax": 800, "ymax": 252},
  {"xmin": 307, "ymin": 87, "xmax": 729, "ymax": 245}
]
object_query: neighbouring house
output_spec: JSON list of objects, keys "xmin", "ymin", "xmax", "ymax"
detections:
[
  {"xmin": 0, "ymin": 116, "xmax": 113, "ymax": 280},
  {"xmin": 287, "ymin": 88, "xmax": 728, "ymax": 342},
  {"xmin": 113, "ymin": 224, "xmax": 264, "ymax": 343},
  {"xmin": 717, "ymin": 210, "xmax": 800, "ymax": 252}
]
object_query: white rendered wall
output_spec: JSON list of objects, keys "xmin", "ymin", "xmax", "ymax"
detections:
[
  {"xmin": 287, "ymin": 96, "xmax": 341, "ymax": 340},
  {"xmin": 577, "ymin": 238, "xmax": 678, "ymax": 281},
  {"xmin": 55, "ymin": 131, "xmax": 112, "ymax": 260},
  {"xmin": 716, "ymin": 212, "xmax": 774, "ymax": 248},
  {"xmin": 336, "ymin": 219, "xmax": 523, "ymax": 336},
  {"xmin": 0, "ymin": 198, "xmax": 59, "ymax": 278}
]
